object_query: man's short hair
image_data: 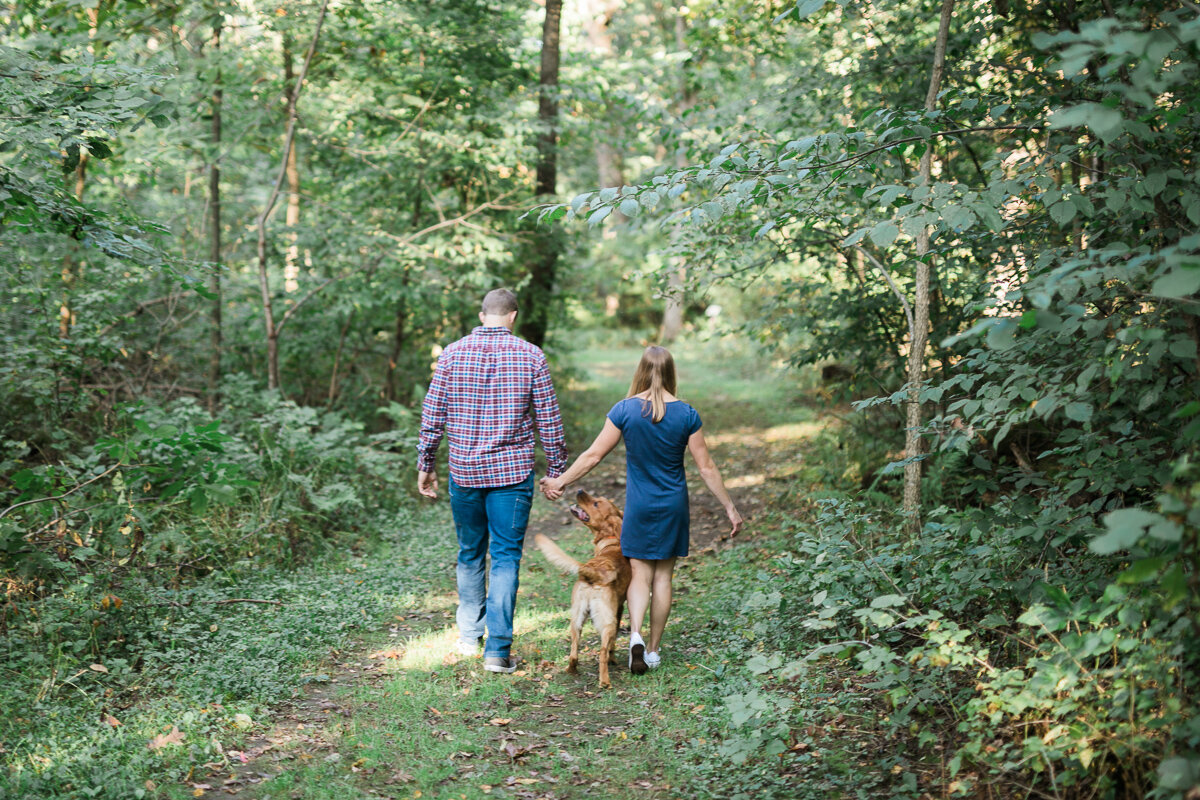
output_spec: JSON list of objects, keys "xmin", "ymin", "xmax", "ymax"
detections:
[{"xmin": 481, "ymin": 288, "xmax": 519, "ymax": 316}]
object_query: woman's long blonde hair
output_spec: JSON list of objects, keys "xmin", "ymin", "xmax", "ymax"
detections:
[{"xmin": 627, "ymin": 346, "xmax": 677, "ymax": 423}]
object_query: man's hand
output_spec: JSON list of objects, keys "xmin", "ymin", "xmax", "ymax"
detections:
[
  {"xmin": 418, "ymin": 470, "xmax": 439, "ymax": 499},
  {"xmin": 540, "ymin": 476, "xmax": 564, "ymax": 501}
]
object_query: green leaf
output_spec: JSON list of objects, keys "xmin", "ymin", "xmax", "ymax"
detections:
[
  {"xmin": 746, "ymin": 653, "xmax": 783, "ymax": 674},
  {"xmin": 1049, "ymin": 102, "xmax": 1125, "ymax": 143},
  {"xmin": 1151, "ymin": 266, "xmax": 1200, "ymax": 298},
  {"xmin": 588, "ymin": 206, "xmax": 612, "ymax": 227},
  {"xmin": 1116, "ymin": 556, "xmax": 1166, "ymax": 584},
  {"xmin": 1049, "ymin": 201, "xmax": 1076, "ymax": 226},
  {"xmin": 870, "ymin": 594, "xmax": 905, "ymax": 608},
  {"xmin": 812, "ymin": 590, "xmax": 827, "ymax": 606},
  {"xmin": 842, "ymin": 228, "xmax": 868, "ymax": 247},
  {"xmin": 618, "ymin": 197, "xmax": 640, "ymax": 218},
  {"xmin": 86, "ymin": 139, "xmax": 113, "ymax": 160},
  {"xmin": 795, "ymin": 0, "xmax": 827, "ymax": 18},
  {"xmin": 1142, "ymin": 170, "xmax": 1167, "ymax": 198},
  {"xmin": 1064, "ymin": 402, "xmax": 1093, "ymax": 423},
  {"xmin": 986, "ymin": 318, "xmax": 1018, "ymax": 351},
  {"xmin": 868, "ymin": 221, "xmax": 899, "ymax": 248},
  {"xmin": 1090, "ymin": 507, "xmax": 1163, "ymax": 554},
  {"xmin": 1157, "ymin": 757, "xmax": 1200, "ymax": 791}
]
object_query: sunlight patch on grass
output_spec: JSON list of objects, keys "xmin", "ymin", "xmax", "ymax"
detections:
[
  {"xmin": 381, "ymin": 607, "xmax": 571, "ymax": 673},
  {"xmin": 726, "ymin": 473, "xmax": 766, "ymax": 489},
  {"xmin": 763, "ymin": 420, "xmax": 825, "ymax": 442}
]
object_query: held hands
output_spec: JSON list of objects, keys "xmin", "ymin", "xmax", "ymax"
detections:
[{"xmin": 540, "ymin": 476, "xmax": 565, "ymax": 501}]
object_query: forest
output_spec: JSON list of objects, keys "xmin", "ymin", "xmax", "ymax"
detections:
[{"xmin": 1, "ymin": 0, "xmax": 1198, "ymax": 798}]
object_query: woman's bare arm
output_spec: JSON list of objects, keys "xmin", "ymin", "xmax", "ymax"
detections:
[
  {"xmin": 688, "ymin": 429, "xmax": 744, "ymax": 535},
  {"xmin": 541, "ymin": 419, "xmax": 622, "ymax": 499}
]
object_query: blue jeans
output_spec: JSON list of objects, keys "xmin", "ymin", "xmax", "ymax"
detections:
[{"xmin": 448, "ymin": 471, "xmax": 534, "ymax": 659}]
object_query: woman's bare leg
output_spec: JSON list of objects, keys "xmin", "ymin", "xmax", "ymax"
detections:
[
  {"xmin": 628, "ymin": 558, "xmax": 654, "ymax": 637},
  {"xmin": 646, "ymin": 557, "xmax": 676, "ymax": 653}
]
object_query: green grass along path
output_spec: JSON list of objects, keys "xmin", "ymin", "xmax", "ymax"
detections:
[{"xmin": 181, "ymin": 342, "xmax": 826, "ymax": 800}]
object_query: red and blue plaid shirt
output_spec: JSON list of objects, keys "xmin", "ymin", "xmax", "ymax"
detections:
[{"xmin": 417, "ymin": 326, "xmax": 568, "ymax": 488}]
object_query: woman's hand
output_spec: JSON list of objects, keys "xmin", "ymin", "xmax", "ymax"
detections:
[
  {"xmin": 726, "ymin": 505, "xmax": 744, "ymax": 537},
  {"xmin": 540, "ymin": 476, "xmax": 565, "ymax": 501}
]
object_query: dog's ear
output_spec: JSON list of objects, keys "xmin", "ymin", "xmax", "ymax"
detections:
[{"xmin": 606, "ymin": 514, "xmax": 623, "ymax": 539}]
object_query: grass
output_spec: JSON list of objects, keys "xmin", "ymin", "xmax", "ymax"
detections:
[
  {"xmin": 225, "ymin": 336, "xmax": 846, "ymax": 800},
  {"xmin": 2, "ymin": 335, "xmax": 847, "ymax": 800}
]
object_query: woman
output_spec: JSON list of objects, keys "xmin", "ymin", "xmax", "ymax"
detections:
[{"xmin": 540, "ymin": 346, "xmax": 743, "ymax": 674}]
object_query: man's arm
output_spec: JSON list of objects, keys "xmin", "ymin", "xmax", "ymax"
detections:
[
  {"xmin": 530, "ymin": 354, "xmax": 568, "ymax": 478},
  {"xmin": 416, "ymin": 352, "xmax": 451, "ymax": 497}
]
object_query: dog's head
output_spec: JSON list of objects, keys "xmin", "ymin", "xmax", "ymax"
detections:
[{"xmin": 569, "ymin": 489, "xmax": 623, "ymax": 544}]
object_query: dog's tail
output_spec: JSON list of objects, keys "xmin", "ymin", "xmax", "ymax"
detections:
[
  {"xmin": 534, "ymin": 534, "xmax": 579, "ymax": 575},
  {"xmin": 578, "ymin": 561, "xmax": 619, "ymax": 586}
]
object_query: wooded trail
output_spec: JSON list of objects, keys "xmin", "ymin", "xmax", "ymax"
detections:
[{"xmin": 187, "ymin": 342, "xmax": 824, "ymax": 800}]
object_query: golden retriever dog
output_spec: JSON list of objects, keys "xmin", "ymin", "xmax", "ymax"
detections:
[{"xmin": 534, "ymin": 489, "xmax": 631, "ymax": 688}]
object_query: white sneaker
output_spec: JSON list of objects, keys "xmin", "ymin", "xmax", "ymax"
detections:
[
  {"xmin": 645, "ymin": 651, "xmax": 661, "ymax": 669},
  {"xmin": 629, "ymin": 632, "xmax": 648, "ymax": 675},
  {"xmin": 454, "ymin": 638, "xmax": 481, "ymax": 656}
]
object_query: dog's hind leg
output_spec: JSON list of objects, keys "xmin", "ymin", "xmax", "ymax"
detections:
[
  {"xmin": 567, "ymin": 621, "xmax": 580, "ymax": 674},
  {"xmin": 593, "ymin": 597, "xmax": 617, "ymax": 688},
  {"xmin": 567, "ymin": 586, "xmax": 586, "ymax": 674},
  {"xmin": 598, "ymin": 618, "xmax": 616, "ymax": 688}
]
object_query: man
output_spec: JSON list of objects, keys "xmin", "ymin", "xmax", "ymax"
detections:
[{"xmin": 417, "ymin": 288, "xmax": 568, "ymax": 673}]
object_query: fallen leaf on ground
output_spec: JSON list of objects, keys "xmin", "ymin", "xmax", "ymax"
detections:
[
  {"xmin": 89, "ymin": 663, "xmax": 108, "ymax": 673},
  {"xmin": 148, "ymin": 726, "xmax": 184, "ymax": 751},
  {"xmin": 369, "ymin": 648, "xmax": 403, "ymax": 659},
  {"xmin": 489, "ymin": 718, "xmax": 512, "ymax": 726}
]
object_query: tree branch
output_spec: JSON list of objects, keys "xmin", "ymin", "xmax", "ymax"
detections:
[
  {"xmin": 1, "ymin": 464, "xmax": 122, "ymax": 521},
  {"xmin": 277, "ymin": 277, "xmax": 335, "ymax": 334},
  {"xmin": 95, "ymin": 295, "xmax": 183, "ymax": 337},
  {"xmin": 852, "ymin": 246, "xmax": 915, "ymax": 334}
]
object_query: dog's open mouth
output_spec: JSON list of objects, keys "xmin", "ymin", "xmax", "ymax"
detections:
[{"xmin": 569, "ymin": 505, "xmax": 590, "ymax": 523}]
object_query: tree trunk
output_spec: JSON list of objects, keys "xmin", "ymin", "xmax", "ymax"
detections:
[
  {"xmin": 902, "ymin": 0, "xmax": 956, "ymax": 532},
  {"xmin": 518, "ymin": 0, "xmax": 563, "ymax": 348},
  {"xmin": 58, "ymin": 152, "xmax": 87, "ymax": 338},
  {"xmin": 282, "ymin": 37, "xmax": 301, "ymax": 293},
  {"xmin": 327, "ymin": 309, "xmax": 354, "ymax": 407},
  {"xmin": 384, "ymin": 191, "xmax": 421, "ymax": 405},
  {"xmin": 255, "ymin": 0, "xmax": 331, "ymax": 391},
  {"xmin": 59, "ymin": 6, "xmax": 101, "ymax": 340},
  {"xmin": 660, "ymin": 9, "xmax": 694, "ymax": 343},
  {"xmin": 582, "ymin": 0, "xmax": 627, "ymax": 215},
  {"xmin": 207, "ymin": 19, "xmax": 223, "ymax": 412},
  {"xmin": 385, "ymin": 269, "xmax": 411, "ymax": 405}
]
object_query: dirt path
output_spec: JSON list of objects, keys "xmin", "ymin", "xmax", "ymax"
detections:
[{"xmin": 188, "ymin": 344, "xmax": 825, "ymax": 799}]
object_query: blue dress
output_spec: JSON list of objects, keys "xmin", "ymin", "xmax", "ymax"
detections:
[{"xmin": 607, "ymin": 397, "xmax": 703, "ymax": 559}]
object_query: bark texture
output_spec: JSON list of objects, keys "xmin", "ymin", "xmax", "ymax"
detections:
[
  {"xmin": 255, "ymin": 0, "xmax": 331, "ymax": 390},
  {"xmin": 207, "ymin": 20, "xmax": 223, "ymax": 412},
  {"xmin": 903, "ymin": 0, "xmax": 957, "ymax": 531},
  {"xmin": 518, "ymin": 0, "xmax": 564, "ymax": 348}
]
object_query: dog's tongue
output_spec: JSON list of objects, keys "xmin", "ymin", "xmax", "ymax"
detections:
[{"xmin": 569, "ymin": 505, "xmax": 590, "ymax": 522}]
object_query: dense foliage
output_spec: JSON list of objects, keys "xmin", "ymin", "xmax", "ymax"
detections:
[
  {"xmin": 536, "ymin": 0, "xmax": 1200, "ymax": 796},
  {"xmin": 2, "ymin": 0, "xmax": 1198, "ymax": 797}
]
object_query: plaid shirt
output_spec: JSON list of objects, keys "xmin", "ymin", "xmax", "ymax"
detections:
[{"xmin": 417, "ymin": 326, "xmax": 568, "ymax": 488}]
